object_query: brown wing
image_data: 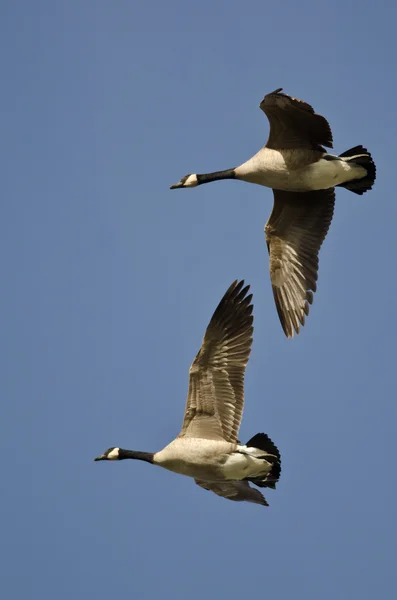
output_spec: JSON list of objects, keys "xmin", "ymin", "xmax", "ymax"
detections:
[
  {"xmin": 195, "ymin": 479, "xmax": 268, "ymax": 506},
  {"xmin": 179, "ymin": 280, "xmax": 253, "ymax": 442},
  {"xmin": 265, "ymin": 189, "xmax": 335, "ymax": 338},
  {"xmin": 260, "ymin": 88, "xmax": 333, "ymax": 151}
]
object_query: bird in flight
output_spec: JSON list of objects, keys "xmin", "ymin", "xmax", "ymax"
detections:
[
  {"xmin": 95, "ymin": 280, "xmax": 281, "ymax": 507},
  {"xmin": 170, "ymin": 88, "xmax": 376, "ymax": 338}
]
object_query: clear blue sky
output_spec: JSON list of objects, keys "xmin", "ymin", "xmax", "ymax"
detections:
[{"xmin": 1, "ymin": 1, "xmax": 396, "ymax": 598}]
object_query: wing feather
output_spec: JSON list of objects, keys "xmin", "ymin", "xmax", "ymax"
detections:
[
  {"xmin": 265, "ymin": 189, "xmax": 335, "ymax": 338},
  {"xmin": 195, "ymin": 479, "xmax": 268, "ymax": 506},
  {"xmin": 260, "ymin": 88, "xmax": 333, "ymax": 150},
  {"xmin": 179, "ymin": 281, "xmax": 253, "ymax": 441}
]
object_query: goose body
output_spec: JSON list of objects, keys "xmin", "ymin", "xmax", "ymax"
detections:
[
  {"xmin": 95, "ymin": 281, "xmax": 281, "ymax": 507},
  {"xmin": 171, "ymin": 88, "xmax": 377, "ymax": 338},
  {"xmin": 234, "ymin": 148, "xmax": 367, "ymax": 191},
  {"xmin": 154, "ymin": 437, "xmax": 273, "ymax": 481}
]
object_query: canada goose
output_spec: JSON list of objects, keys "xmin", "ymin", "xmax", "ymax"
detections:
[
  {"xmin": 95, "ymin": 280, "xmax": 281, "ymax": 507},
  {"xmin": 170, "ymin": 88, "xmax": 376, "ymax": 338}
]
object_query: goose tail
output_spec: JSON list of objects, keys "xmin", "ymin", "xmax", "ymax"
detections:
[
  {"xmin": 337, "ymin": 145, "xmax": 376, "ymax": 195},
  {"xmin": 245, "ymin": 432, "xmax": 281, "ymax": 490}
]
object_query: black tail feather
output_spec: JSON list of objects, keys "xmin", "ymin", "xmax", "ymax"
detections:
[
  {"xmin": 339, "ymin": 144, "xmax": 368, "ymax": 158},
  {"xmin": 337, "ymin": 145, "xmax": 376, "ymax": 195},
  {"xmin": 245, "ymin": 432, "xmax": 281, "ymax": 490},
  {"xmin": 246, "ymin": 432, "xmax": 280, "ymax": 459}
]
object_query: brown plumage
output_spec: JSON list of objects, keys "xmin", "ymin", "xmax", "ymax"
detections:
[
  {"xmin": 179, "ymin": 279, "xmax": 253, "ymax": 442},
  {"xmin": 95, "ymin": 281, "xmax": 281, "ymax": 507},
  {"xmin": 195, "ymin": 479, "xmax": 269, "ymax": 506},
  {"xmin": 170, "ymin": 88, "xmax": 376, "ymax": 338},
  {"xmin": 265, "ymin": 188, "xmax": 335, "ymax": 338},
  {"xmin": 260, "ymin": 87, "xmax": 333, "ymax": 150}
]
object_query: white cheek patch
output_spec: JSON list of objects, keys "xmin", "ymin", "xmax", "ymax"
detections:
[
  {"xmin": 184, "ymin": 174, "xmax": 198, "ymax": 187},
  {"xmin": 107, "ymin": 447, "xmax": 120, "ymax": 460}
]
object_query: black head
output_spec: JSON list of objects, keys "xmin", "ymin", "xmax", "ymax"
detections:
[
  {"xmin": 94, "ymin": 447, "xmax": 154, "ymax": 463},
  {"xmin": 170, "ymin": 173, "xmax": 198, "ymax": 189},
  {"xmin": 94, "ymin": 447, "xmax": 121, "ymax": 461}
]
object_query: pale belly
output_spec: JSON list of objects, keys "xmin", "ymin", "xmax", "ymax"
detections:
[
  {"xmin": 154, "ymin": 438, "xmax": 232, "ymax": 480},
  {"xmin": 156, "ymin": 455, "xmax": 225, "ymax": 480},
  {"xmin": 236, "ymin": 149, "xmax": 367, "ymax": 192},
  {"xmin": 221, "ymin": 450, "xmax": 272, "ymax": 480},
  {"xmin": 154, "ymin": 440, "xmax": 272, "ymax": 482},
  {"xmin": 297, "ymin": 158, "xmax": 367, "ymax": 191}
]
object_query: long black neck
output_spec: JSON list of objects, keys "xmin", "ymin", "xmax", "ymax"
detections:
[
  {"xmin": 197, "ymin": 168, "xmax": 236, "ymax": 185},
  {"xmin": 119, "ymin": 449, "xmax": 154, "ymax": 464}
]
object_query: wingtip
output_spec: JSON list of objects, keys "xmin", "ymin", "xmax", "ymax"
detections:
[
  {"xmin": 226, "ymin": 279, "xmax": 250, "ymax": 301},
  {"xmin": 226, "ymin": 279, "xmax": 242, "ymax": 294},
  {"xmin": 260, "ymin": 88, "xmax": 283, "ymax": 108}
]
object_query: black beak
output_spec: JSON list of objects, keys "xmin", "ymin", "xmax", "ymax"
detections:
[
  {"xmin": 94, "ymin": 454, "xmax": 106, "ymax": 462},
  {"xmin": 170, "ymin": 182, "xmax": 184, "ymax": 190}
]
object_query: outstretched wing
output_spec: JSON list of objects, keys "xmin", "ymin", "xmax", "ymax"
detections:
[
  {"xmin": 195, "ymin": 479, "xmax": 268, "ymax": 506},
  {"xmin": 265, "ymin": 189, "xmax": 335, "ymax": 338},
  {"xmin": 260, "ymin": 88, "xmax": 333, "ymax": 150},
  {"xmin": 179, "ymin": 280, "xmax": 253, "ymax": 442}
]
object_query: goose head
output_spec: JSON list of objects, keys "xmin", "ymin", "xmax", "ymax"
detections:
[
  {"xmin": 94, "ymin": 447, "xmax": 121, "ymax": 461},
  {"xmin": 170, "ymin": 174, "xmax": 198, "ymax": 189},
  {"xmin": 94, "ymin": 447, "xmax": 154, "ymax": 463}
]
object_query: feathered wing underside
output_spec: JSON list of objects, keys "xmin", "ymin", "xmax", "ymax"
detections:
[
  {"xmin": 260, "ymin": 88, "xmax": 333, "ymax": 151},
  {"xmin": 179, "ymin": 280, "xmax": 253, "ymax": 442},
  {"xmin": 194, "ymin": 479, "xmax": 268, "ymax": 506},
  {"xmin": 265, "ymin": 189, "xmax": 335, "ymax": 338}
]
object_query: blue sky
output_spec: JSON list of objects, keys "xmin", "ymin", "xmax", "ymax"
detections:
[{"xmin": 1, "ymin": 1, "xmax": 396, "ymax": 598}]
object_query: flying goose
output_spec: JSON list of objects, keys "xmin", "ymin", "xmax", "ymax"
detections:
[
  {"xmin": 95, "ymin": 280, "xmax": 281, "ymax": 507},
  {"xmin": 170, "ymin": 88, "xmax": 376, "ymax": 338}
]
